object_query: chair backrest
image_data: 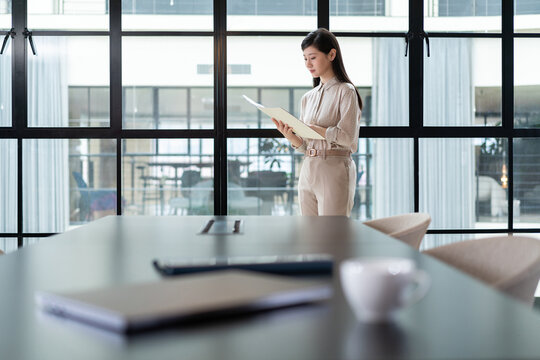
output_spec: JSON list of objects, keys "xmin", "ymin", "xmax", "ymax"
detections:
[
  {"xmin": 363, "ymin": 213, "xmax": 431, "ymax": 250},
  {"xmin": 181, "ymin": 170, "xmax": 202, "ymax": 197},
  {"xmin": 423, "ymin": 236, "xmax": 540, "ymax": 306},
  {"xmin": 72, "ymin": 171, "xmax": 88, "ymax": 189},
  {"xmin": 190, "ymin": 179, "xmax": 213, "ymax": 211}
]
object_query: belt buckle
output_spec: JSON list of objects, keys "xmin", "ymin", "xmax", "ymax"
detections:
[{"xmin": 307, "ymin": 149, "xmax": 317, "ymax": 157}]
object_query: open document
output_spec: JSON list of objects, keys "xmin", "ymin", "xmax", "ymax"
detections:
[{"xmin": 242, "ymin": 95, "xmax": 325, "ymax": 140}]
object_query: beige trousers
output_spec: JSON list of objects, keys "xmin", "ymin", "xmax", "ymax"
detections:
[{"xmin": 298, "ymin": 156, "xmax": 356, "ymax": 216}]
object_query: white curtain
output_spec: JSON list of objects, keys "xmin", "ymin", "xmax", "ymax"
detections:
[
  {"xmin": 372, "ymin": 38, "xmax": 414, "ymax": 218},
  {"xmin": 372, "ymin": 37, "xmax": 475, "ymax": 249},
  {"xmin": 0, "ymin": 42, "xmax": 9, "ymax": 126},
  {"xmin": 0, "ymin": 41, "xmax": 17, "ymax": 252},
  {"xmin": 420, "ymin": 38, "xmax": 475, "ymax": 249},
  {"xmin": 24, "ymin": 37, "xmax": 69, "ymax": 233}
]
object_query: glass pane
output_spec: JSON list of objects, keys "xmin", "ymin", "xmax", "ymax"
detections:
[
  {"xmin": 0, "ymin": 0, "xmax": 10, "ymax": 29},
  {"xmin": 515, "ymin": 0, "xmax": 540, "ymax": 33},
  {"xmin": 68, "ymin": 87, "xmax": 110, "ymax": 127},
  {"xmin": 341, "ymin": 37, "xmax": 408, "ymax": 126},
  {"xmin": 190, "ymin": 88, "xmax": 213, "ymax": 129},
  {"xmin": 421, "ymin": 233, "xmax": 504, "ymax": 251},
  {"xmin": 514, "ymin": 138, "xmax": 540, "ymax": 228},
  {"xmin": 124, "ymin": 87, "xmax": 153, "ymax": 129},
  {"xmin": 228, "ymin": 37, "xmax": 404, "ymax": 128},
  {"xmin": 424, "ymin": 38, "xmax": 501, "ymax": 126},
  {"xmin": 122, "ymin": 0, "xmax": 213, "ymax": 31},
  {"xmin": 420, "ymin": 138, "xmax": 508, "ymax": 230},
  {"xmin": 123, "ymin": 139, "xmax": 214, "ymax": 216},
  {"xmin": 29, "ymin": 37, "xmax": 110, "ymax": 128},
  {"xmin": 89, "ymin": 87, "xmax": 110, "ymax": 125},
  {"xmin": 228, "ymin": 37, "xmax": 304, "ymax": 129},
  {"xmin": 0, "ymin": 238, "xmax": 17, "ymax": 253},
  {"xmin": 123, "ymin": 37, "xmax": 213, "ymax": 129},
  {"xmin": 368, "ymin": 138, "xmax": 414, "ymax": 220},
  {"xmin": 515, "ymin": 39, "xmax": 540, "ymax": 128},
  {"xmin": 227, "ymin": 0, "xmax": 316, "ymax": 31},
  {"xmin": 424, "ymin": 0, "xmax": 501, "ymax": 32},
  {"xmin": 330, "ymin": 0, "xmax": 407, "ymax": 32},
  {"xmin": 0, "ymin": 139, "xmax": 16, "ymax": 233},
  {"xmin": 228, "ymin": 138, "xmax": 298, "ymax": 215},
  {"xmin": 23, "ymin": 139, "xmax": 117, "ymax": 233},
  {"xmin": 23, "ymin": 238, "xmax": 41, "ymax": 247},
  {"xmin": 227, "ymin": 137, "xmax": 411, "ymax": 219},
  {"xmin": 28, "ymin": 0, "xmax": 108, "ymax": 30},
  {"xmin": 159, "ymin": 88, "xmax": 188, "ymax": 129}
]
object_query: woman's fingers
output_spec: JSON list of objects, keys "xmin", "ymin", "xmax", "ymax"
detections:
[
  {"xmin": 272, "ymin": 118, "xmax": 296, "ymax": 138},
  {"xmin": 273, "ymin": 118, "xmax": 286, "ymax": 132}
]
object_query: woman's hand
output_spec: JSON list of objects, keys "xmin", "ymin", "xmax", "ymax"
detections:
[
  {"xmin": 272, "ymin": 118, "xmax": 303, "ymax": 148},
  {"xmin": 308, "ymin": 124, "xmax": 327, "ymax": 138}
]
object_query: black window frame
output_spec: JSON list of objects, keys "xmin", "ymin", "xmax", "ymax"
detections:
[{"xmin": 2, "ymin": 0, "xmax": 540, "ymax": 248}]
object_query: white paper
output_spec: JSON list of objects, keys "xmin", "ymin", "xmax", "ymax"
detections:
[{"xmin": 242, "ymin": 95, "xmax": 325, "ymax": 140}]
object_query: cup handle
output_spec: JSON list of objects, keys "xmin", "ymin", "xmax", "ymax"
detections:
[{"xmin": 401, "ymin": 270, "xmax": 431, "ymax": 308}]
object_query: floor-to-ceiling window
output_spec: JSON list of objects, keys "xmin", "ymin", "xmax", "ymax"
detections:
[{"xmin": 1, "ymin": 0, "xmax": 540, "ymax": 252}]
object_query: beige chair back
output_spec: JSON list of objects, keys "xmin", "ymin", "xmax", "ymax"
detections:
[
  {"xmin": 363, "ymin": 213, "xmax": 431, "ymax": 249},
  {"xmin": 424, "ymin": 236, "xmax": 540, "ymax": 306}
]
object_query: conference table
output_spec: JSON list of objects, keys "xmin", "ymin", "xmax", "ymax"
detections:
[{"xmin": 2, "ymin": 216, "xmax": 540, "ymax": 359}]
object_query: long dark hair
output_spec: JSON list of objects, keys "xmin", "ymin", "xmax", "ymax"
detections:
[{"xmin": 301, "ymin": 28, "xmax": 363, "ymax": 110}]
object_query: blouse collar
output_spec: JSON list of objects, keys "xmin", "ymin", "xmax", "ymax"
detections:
[{"xmin": 316, "ymin": 76, "xmax": 339, "ymax": 92}]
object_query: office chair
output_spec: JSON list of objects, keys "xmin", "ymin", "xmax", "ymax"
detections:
[
  {"xmin": 136, "ymin": 165, "xmax": 166, "ymax": 215},
  {"xmin": 363, "ymin": 213, "xmax": 431, "ymax": 250},
  {"xmin": 72, "ymin": 171, "xmax": 117, "ymax": 221},
  {"xmin": 170, "ymin": 178, "xmax": 213, "ymax": 215},
  {"xmin": 423, "ymin": 236, "xmax": 540, "ymax": 306}
]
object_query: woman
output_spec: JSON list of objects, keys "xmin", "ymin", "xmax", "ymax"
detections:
[{"xmin": 272, "ymin": 28, "xmax": 362, "ymax": 216}]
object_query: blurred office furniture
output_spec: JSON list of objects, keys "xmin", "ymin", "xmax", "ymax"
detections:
[
  {"xmin": 522, "ymin": 184, "xmax": 540, "ymax": 214},
  {"xmin": 72, "ymin": 171, "xmax": 117, "ymax": 221},
  {"xmin": 180, "ymin": 170, "xmax": 202, "ymax": 197},
  {"xmin": 363, "ymin": 212, "xmax": 431, "ymax": 250},
  {"xmin": 476, "ymin": 175, "xmax": 508, "ymax": 217},
  {"xmin": 170, "ymin": 180, "xmax": 258, "ymax": 215},
  {"xmin": 170, "ymin": 179, "xmax": 213, "ymax": 215},
  {"xmin": 228, "ymin": 182, "xmax": 259, "ymax": 215},
  {"xmin": 245, "ymin": 170, "xmax": 288, "ymax": 213},
  {"xmin": 423, "ymin": 236, "xmax": 540, "ymax": 306},
  {"xmin": 136, "ymin": 165, "xmax": 165, "ymax": 215}
]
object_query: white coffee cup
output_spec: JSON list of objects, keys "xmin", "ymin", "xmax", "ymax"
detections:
[{"xmin": 340, "ymin": 257, "xmax": 430, "ymax": 323}]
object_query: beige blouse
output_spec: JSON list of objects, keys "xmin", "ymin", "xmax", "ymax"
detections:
[{"xmin": 294, "ymin": 76, "xmax": 361, "ymax": 154}]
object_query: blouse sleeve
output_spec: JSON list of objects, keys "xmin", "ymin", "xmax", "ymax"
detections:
[{"xmin": 325, "ymin": 87, "xmax": 361, "ymax": 147}]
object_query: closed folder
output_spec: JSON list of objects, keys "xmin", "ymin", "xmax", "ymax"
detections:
[{"xmin": 35, "ymin": 270, "xmax": 332, "ymax": 333}]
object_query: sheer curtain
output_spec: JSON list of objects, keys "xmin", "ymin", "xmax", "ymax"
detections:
[
  {"xmin": 0, "ymin": 44, "xmax": 9, "ymax": 126},
  {"xmin": 372, "ymin": 38, "xmax": 475, "ymax": 248},
  {"xmin": 371, "ymin": 38, "xmax": 413, "ymax": 218},
  {"xmin": 0, "ymin": 42, "xmax": 17, "ymax": 251},
  {"xmin": 24, "ymin": 37, "xmax": 69, "ymax": 233},
  {"xmin": 420, "ymin": 38, "xmax": 475, "ymax": 249}
]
